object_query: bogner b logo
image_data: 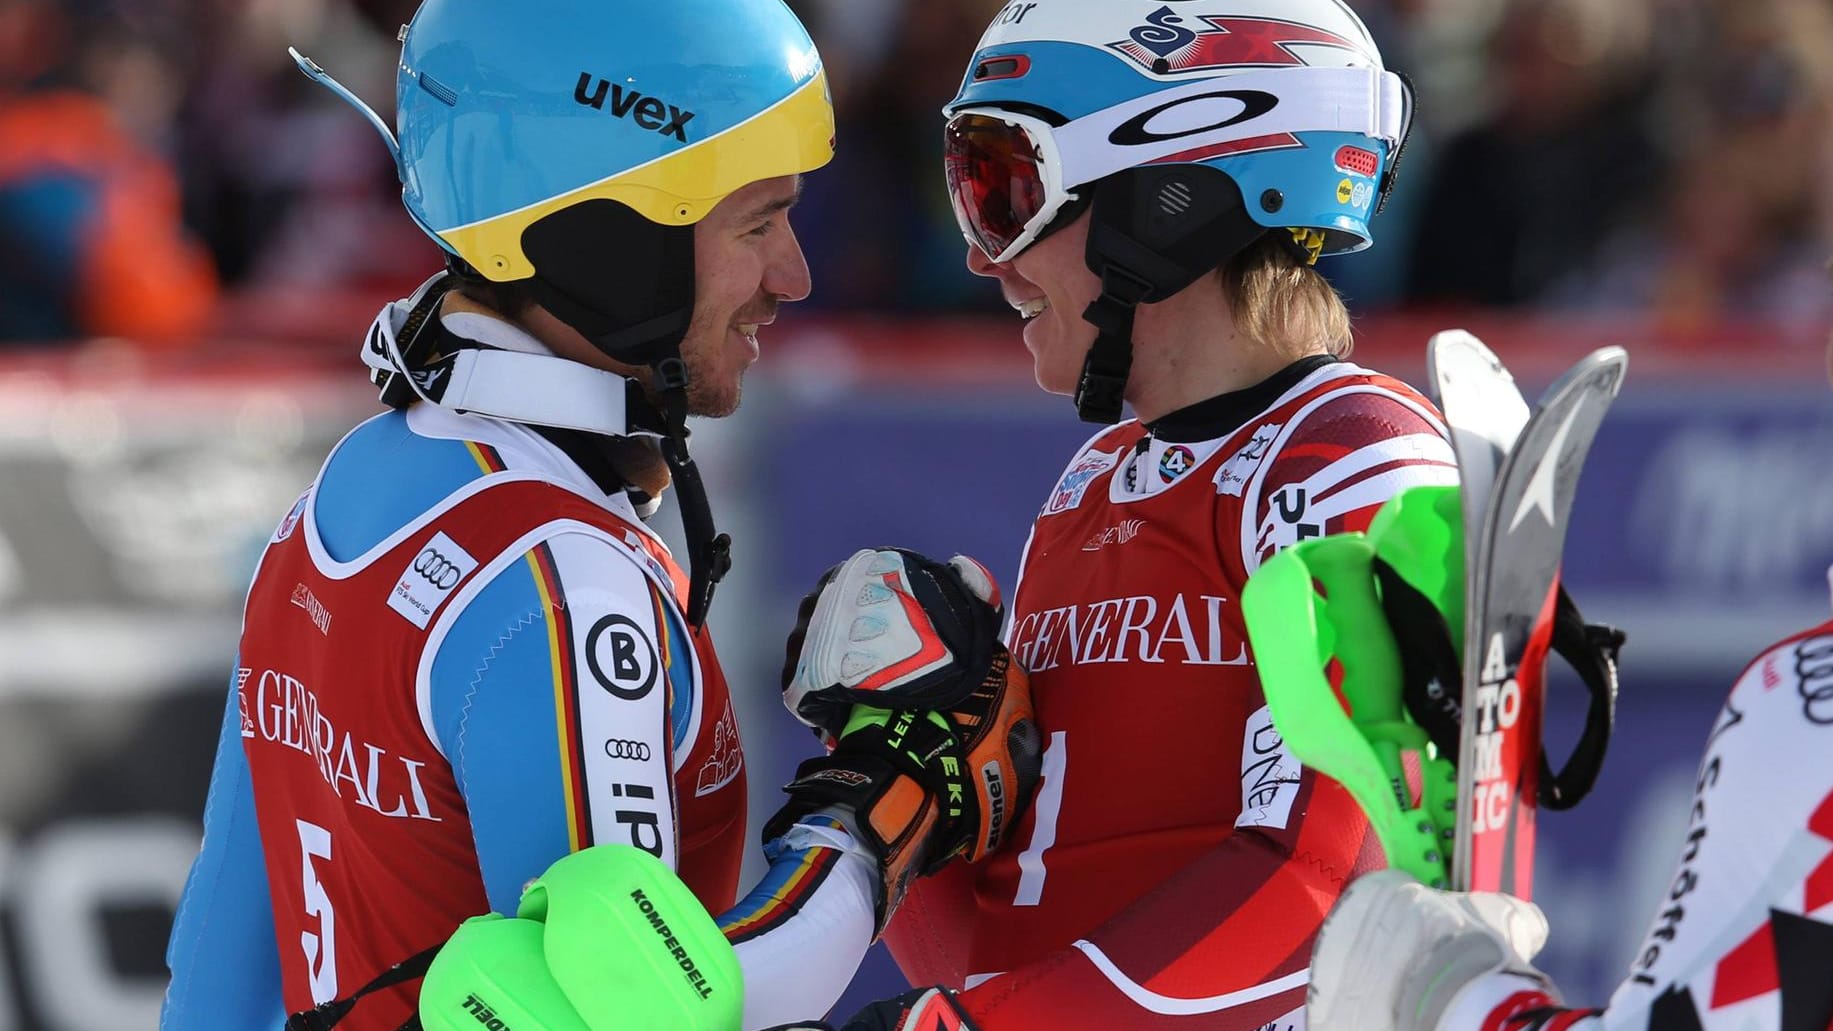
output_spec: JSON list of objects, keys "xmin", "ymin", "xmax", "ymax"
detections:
[{"xmin": 574, "ymin": 72, "xmax": 696, "ymax": 143}]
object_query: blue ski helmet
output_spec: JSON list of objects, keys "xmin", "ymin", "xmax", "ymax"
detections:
[{"xmin": 300, "ymin": 0, "xmax": 834, "ymax": 365}]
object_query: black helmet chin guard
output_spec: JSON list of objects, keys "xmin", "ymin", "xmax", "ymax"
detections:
[
  {"xmin": 1074, "ymin": 165, "xmax": 1270, "ymax": 425},
  {"xmin": 518, "ymin": 199, "xmax": 698, "ymax": 369},
  {"xmin": 441, "ymin": 199, "xmax": 730, "ymax": 627}
]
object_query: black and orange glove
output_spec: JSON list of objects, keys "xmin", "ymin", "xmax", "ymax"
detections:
[
  {"xmin": 756, "ymin": 987, "xmax": 981, "ymax": 1031},
  {"xmin": 838, "ymin": 987, "xmax": 980, "ymax": 1031},
  {"xmin": 768, "ymin": 548, "xmax": 1043, "ymax": 929}
]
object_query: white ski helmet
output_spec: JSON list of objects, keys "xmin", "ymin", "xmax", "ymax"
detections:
[{"xmin": 943, "ymin": 0, "xmax": 1412, "ymax": 422}]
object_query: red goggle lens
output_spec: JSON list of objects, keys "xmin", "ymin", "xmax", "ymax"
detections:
[{"xmin": 944, "ymin": 113, "xmax": 1049, "ymax": 260}]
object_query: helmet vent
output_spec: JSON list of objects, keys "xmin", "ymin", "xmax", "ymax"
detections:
[
  {"xmin": 1157, "ymin": 180, "xmax": 1193, "ymax": 216},
  {"xmin": 973, "ymin": 55, "xmax": 1031, "ymax": 82},
  {"xmin": 417, "ymin": 73, "xmax": 458, "ymax": 107}
]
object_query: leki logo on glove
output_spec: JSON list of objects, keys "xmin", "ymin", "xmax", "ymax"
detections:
[{"xmin": 904, "ymin": 989, "xmax": 970, "ymax": 1031}]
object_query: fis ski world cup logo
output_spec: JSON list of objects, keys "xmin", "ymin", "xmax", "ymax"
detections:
[{"xmin": 1045, "ymin": 449, "xmax": 1121, "ymax": 515}]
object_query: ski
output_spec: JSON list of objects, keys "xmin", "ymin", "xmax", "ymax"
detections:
[
  {"xmin": 1447, "ymin": 344, "xmax": 1627, "ymax": 897},
  {"xmin": 1242, "ymin": 334, "xmax": 1625, "ymax": 895},
  {"xmin": 1425, "ymin": 330, "xmax": 1530, "ymax": 576}
]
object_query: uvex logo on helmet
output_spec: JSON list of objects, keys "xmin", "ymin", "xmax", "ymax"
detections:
[
  {"xmin": 1110, "ymin": 8, "xmax": 1370, "ymax": 75},
  {"xmin": 573, "ymin": 72, "xmax": 696, "ymax": 143}
]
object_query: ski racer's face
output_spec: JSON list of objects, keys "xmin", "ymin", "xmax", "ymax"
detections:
[
  {"xmin": 679, "ymin": 175, "xmax": 813, "ymax": 417},
  {"xmin": 965, "ymin": 209, "xmax": 1101, "ymax": 396}
]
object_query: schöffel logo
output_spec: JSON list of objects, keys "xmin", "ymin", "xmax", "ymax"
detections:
[
  {"xmin": 574, "ymin": 72, "xmax": 696, "ymax": 143},
  {"xmin": 414, "ymin": 548, "xmax": 464, "ymax": 589},
  {"xmin": 388, "ymin": 531, "xmax": 479, "ymax": 629}
]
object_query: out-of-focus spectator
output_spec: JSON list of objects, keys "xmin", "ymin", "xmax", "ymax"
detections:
[
  {"xmin": 0, "ymin": 0, "xmax": 218, "ymax": 344},
  {"xmin": 793, "ymin": 0, "xmax": 1012, "ymax": 312},
  {"xmin": 178, "ymin": 0, "xmax": 432, "ymax": 296},
  {"xmin": 1551, "ymin": 0, "xmax": 1833, "ymax": 327},
  {"xmin": 1403, "ymin": 0, "xmax": 1664, "ymax": 307},
  {"xmin": 6, "ymin": 0, "xmax": 1829, "ymax": 336}
]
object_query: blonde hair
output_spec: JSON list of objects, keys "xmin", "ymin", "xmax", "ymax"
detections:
[{"xmin": 1220, "ymin": 234, "xmax": 1353, "ymax": 358}]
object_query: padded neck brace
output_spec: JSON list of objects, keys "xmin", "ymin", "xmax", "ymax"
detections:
[{"xmin": 362, "ymin": 275, "xmax": 666, "ymax": 440}]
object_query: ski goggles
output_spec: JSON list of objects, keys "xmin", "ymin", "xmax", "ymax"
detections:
[{"xmin": 943, "ymin": 64, "xmax": 1412, "ymax": 264}]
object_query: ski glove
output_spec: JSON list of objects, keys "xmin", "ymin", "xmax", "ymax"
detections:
[
  {"xmin": 836, "ymin": 987, "xmax": 979, "ymax": 1031},
  {"xmin": 783, "ymin": 548, "xmax": 1006, "ymax": 738},
  {"xmin": 1308, "ymin": 869, "xmax": 1556, "ymax": 1031},
  {"xmin": 756, "ymin": 987, "xmax": 980, "ymax": 1031},
  {"xmin": 770, "ymin": 548, "xmax": 1043, "ymax": 929}
]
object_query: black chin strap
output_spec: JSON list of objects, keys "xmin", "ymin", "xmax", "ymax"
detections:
[
  {"xmin": 642, "ymin": 357, "xmax": 730, "ymax": 628},
  {"xmin": 1074, "ymin": 267, "xmax": 1153, "ymax": 425}
]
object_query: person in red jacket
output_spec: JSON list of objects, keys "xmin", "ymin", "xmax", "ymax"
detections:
[
  {"xmin": 778, "ymin": 0, "xmax": 1460, "ymax": 1027},
  {"xmin": 0, "ymin": 87, "xmax": 217, "ymax": 343}
]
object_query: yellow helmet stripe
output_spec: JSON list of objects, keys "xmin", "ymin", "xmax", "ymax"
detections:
[{"xmin": 442, "ymin": 70, "xmax": 836, "ymax": 282}]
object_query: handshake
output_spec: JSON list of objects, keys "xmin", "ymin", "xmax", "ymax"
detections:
[{"xmin": 766, "ymin": 548, "xmax": 1045, "ymax": 931}]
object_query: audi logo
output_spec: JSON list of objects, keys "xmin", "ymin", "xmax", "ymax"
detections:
[
  {"xmin": 604, "ymin": 738, "xmax": 652, "ymax": 761},
  {"xmin": 414, "ymin": 549, "xmax": 463, "ymax": 589}
]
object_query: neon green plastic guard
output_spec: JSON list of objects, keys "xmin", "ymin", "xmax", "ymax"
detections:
[
  {"xmin": 419, "ymin": 914, "xmax": 592, "ymax": 1031},
  {"xmin": 419, "ymin": 844, "xmax": 743, "ymax": 1030},
  {"xmin": 1241, "ymin": 485, "xmax": 1464, "ymax": 887},
  {"xmin": 1368, "ymin": 485, "xmax": 1464, "ymax": 851},
  {"xmin": 1367, "ymin": 485, "xmax": 1465, "ymax": 657},
  {"xmin": 519, "ymin": 844, "xmax": 743, "ymax": 1031}
]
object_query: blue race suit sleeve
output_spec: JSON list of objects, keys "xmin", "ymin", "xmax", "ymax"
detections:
[
  {"xmin": 426, "ymin": 549, "xmax": 584, "ymax": 913},
  {"xmin": 162, "ymin": 664, "xmax": 285, "ymax": 1031}
]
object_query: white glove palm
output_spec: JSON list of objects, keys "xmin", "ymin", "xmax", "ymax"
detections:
[
  {"xmin": 1308, "ymin": 870, "xmax": 1555, "ymax": 1031},
  {"xmin": 783, "ymin": 548, "xmax": 1002, "ymax": 739}
]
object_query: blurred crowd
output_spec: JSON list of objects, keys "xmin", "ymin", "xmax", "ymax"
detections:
[{"xmin": 2, "ymin": 0, "xmax": 1831, "ymax": 344}]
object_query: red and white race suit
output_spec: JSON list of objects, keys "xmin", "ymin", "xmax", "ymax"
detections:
[{"xmin": 886, "ymin": 355, "xmax": 1460, "ymax": 1028}]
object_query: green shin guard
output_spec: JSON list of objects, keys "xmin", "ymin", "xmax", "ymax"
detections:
[{"xmin": 420, "ymin": 845, "xmax": 744, "ymax": 1031}]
